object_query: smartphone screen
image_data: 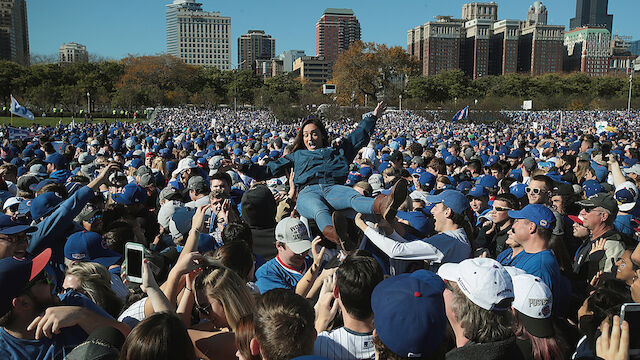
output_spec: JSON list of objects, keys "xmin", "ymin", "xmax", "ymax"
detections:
[
  {"xmin": 127, "ymin": 248, "xmax": 143, "ymax": 279},
  {"xmin": 621, "ymin": 304, "xmax": 640, "ymax": 354}
]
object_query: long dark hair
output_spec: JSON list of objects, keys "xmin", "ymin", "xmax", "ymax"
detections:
[
  {"xmin": 291, "ymin": 116, "xmax": 329, "ymax": 152},
  {"xmin": 119, "ymin": 312, "xmax": 197, "ymax": 360}
]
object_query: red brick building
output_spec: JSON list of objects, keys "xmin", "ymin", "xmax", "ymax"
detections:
[{"xmin": 316, "ymin": 8, "xmax": 360, "ymax": 63}]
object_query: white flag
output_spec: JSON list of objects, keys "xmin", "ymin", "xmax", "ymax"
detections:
[{"xmin": 9, "ymin": 95, "xmax": 34, "ymax": 120}]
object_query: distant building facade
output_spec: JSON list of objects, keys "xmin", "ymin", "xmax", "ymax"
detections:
[
  {"xmin": 564, "ymin": 27, "xmax": 611, "ymax": 76},
  {"xmin": 292, "ymin": 56, "xmax": 332, "ymax": 86},
  {"xmin": 0, "ymin": 0, "xmax": 29, "ymax": 66},
  {"xmin": 279, "ymin": 50, "xmax": 306, "ymax": 72},
  {"xmin": 166, "ymin": 0, "xmax": 231, "ymax": 70},
  {"xmin": 316, "ymin": 8, "xmax": 360, "ymax": 63},
  {"xmin": 407, "ymin": 1, "xmax": 562, "ymax": 79},
  {"xmin": 58, "ymin": 42, "xmax": 88, "ymax": 64},
  {"xmin": 238, "ymin": 30, "xmax": 275, "ymax": 72}
]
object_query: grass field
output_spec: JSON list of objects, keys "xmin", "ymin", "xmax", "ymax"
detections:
[{"xmin": 0, "ymin": 116, "xmax": 145, "ymax": 127}]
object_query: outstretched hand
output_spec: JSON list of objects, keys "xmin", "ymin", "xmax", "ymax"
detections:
[{"xmin": 373, "ymin": 101, "xmax": 386, "ymax": 118}]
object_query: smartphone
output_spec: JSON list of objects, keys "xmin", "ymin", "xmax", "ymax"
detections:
[
  {"xmin": 125, "ymin": 242, "xmax": 146, "ymax": 283},
  {"xmin": 620, "ymin": 303, "xmax": 640, "ymax": 355}
]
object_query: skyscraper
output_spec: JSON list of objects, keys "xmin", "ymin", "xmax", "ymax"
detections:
[
  {"xmin": 0, "ymin": 0, "xmax": 29, "ymax": 66},
  {"xmin": 166, "ymin": 0, "xmax": 231, "ymax": 70},
  {"xmin": 238, "ymin": 30, "xmax": 275, "ymax": 72},
  {"xmin": 316, "ymin": 8, "xmax": 360, "ymax": 63},
  {"xmin": 570, "ymin": 0, "xmax": 613, "ymax": 34}
]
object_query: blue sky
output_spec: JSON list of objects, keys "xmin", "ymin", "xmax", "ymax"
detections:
[{"xmin": 28, "ymin": 0, "xmax": 639, "ymax": 64}]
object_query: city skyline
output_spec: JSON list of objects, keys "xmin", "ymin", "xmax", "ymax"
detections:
[{"xmin": 26, "ymin": 0, "xmax": 640, "ymax": 64}]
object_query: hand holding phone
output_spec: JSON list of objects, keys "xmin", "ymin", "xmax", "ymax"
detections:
[{"xmin": 125, "ymin": 242, "xmax": 146, "ymax": 283}]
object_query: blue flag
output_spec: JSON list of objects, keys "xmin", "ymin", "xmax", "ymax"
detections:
[
  {"xmin": 10, "ymin": 95, "xmax": 34, "ymax": 120},
  {"xmin": 452, "ymin": 106, "xmax": 468, "ymax": 123},
  {"xmin": 7, "ymin": 126, "xmax": 37, "ymax": 140}
]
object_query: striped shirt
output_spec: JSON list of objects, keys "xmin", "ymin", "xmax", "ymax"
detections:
[{"xmin": 314, "ymin": 327, "xmax": 375, "ymax": 360}]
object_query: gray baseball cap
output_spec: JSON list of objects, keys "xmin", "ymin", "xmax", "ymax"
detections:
[{"xmin": 275, "ymin": 217, "xmax": 312, "ymax": 254}]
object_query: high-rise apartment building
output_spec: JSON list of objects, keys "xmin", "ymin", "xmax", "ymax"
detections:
[
  {"xmin": 408, "ymin": 16, "xmax": 465, "ymax": 76},
  {"xmin": 518, "ymin": 23, "xmax": 564, "ymax": 76},
  {"xmin": 238, "ymin": 30, "xmax": 275, "ymax": 72},
  {"xmin": 564, "ymin": 27, "xmax": 611, "ymax": 76},
  {"xmin": 570, "ymin": 0, "xmax": 613, "ymax": 34},
  {"xmin": 166, "ymin": 0, "xmax": 230, "ymax": 70},
  {"xmin": 0, "ymin": 0, "xmax": 29, "ymax": 66},
  {"xmin": 630, "ymin": 40, "xmax": 640, "ymax": 56},
  {"xmin": 407, "ymin": 1, "xmax": 562, "ymax": 79},
  {"xmin": 58, "ymin": 42, "xmax": 88, "ymax": 64},
  {"xmin": 316, "ymin": 8, "xmax": 360, "ymax": 63}
]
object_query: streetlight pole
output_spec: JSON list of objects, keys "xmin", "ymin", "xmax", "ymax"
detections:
[
  {"xmin": 87, "ymin": 92, "xmax": 90, "ymax": 114},
  {"xmin": 399, "ymin": 94, "xmax": 402, "ymax": 111},
  {"xmin": 628, "ymin": 60, "xmax": 635, "ymax": 113}
]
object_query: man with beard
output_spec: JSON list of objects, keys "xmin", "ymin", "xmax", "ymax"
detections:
[{"xmin": 0, "ymin": 248, "xmax": 129, "ymax": 359}]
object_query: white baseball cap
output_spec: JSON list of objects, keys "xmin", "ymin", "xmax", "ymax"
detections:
[
  {"xmin": 511, "ymin": 274, "xmax": 554, "ymax": 337},
  {"xmin": 624, "ymin": 164, "xmax": 640, "ymax": 176},
  {"xmin": 438, "ymin": 258, "xmax": 514, "ymax": 311},
  {"xmin": 615, "ymin": 181, "xmax": 638, "ymax": 212},
  {"xmin": 2, "ymin": 197, "xmax": 23, "ymax": 211},
  {"xmin": 275, "ymin": 217, "xmax": 311, "ymax": 254}
]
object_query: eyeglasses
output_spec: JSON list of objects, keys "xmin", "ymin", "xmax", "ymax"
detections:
[
  {"xmin": 525, "ymin": 187, "xmax": 545, "ymax": 195},
  {"xmin": 493, "ymin": 206, "xmax": 512, "ymax": 212}
]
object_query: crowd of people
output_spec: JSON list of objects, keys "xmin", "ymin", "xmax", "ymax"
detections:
[{"xmin": 1, "ymin": 103, "xmax": 640, "ymax": 360}]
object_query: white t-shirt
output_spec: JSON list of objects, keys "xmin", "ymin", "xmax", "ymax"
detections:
[{"xmin": 314, "ymin": 327, "xmax": 375, "ymax": 360}]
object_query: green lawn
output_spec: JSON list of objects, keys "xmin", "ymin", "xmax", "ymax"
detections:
[{"xmin": 0, "ymin": 116, "xmax": 144, "ymax": 127}]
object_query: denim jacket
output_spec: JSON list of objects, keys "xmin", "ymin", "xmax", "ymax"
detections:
[{"xmin": 245, "ymin": 112, "xmax": 378, "ymax": 188}]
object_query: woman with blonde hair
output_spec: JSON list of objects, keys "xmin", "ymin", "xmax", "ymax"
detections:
[
  {"xmin": 182, "ymin": 260, "xmax": 256, "ymax": 360},
  {"xmin": 63, "ymin": 262, "xmax": 124, "ymax": 318}
]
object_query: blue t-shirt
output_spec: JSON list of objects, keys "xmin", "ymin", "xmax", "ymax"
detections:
[
  {"xmin": 506, "ymin": 249, "xmax": 570, "ymax": 316},
  {"xmin": 255, "ymin": 256, "xmax": 311, "ymax": 293},
  {"xmin": 0, "ymin": 291, "xmax": 114, "ymax": 360},
  {"xmin": 614, "ymin": 214, "xmax": 635, "ymax": 237}
]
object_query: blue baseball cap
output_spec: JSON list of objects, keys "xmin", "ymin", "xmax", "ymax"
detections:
[
  {"xmin": 43, "ymin": 152, "xmax": 67, "ymax": 168},
  {"xmin": 507, "ymin": 149, "xmax": 524, "ymax": 159},
  {"xmin": 477, "ymin": 175, "xmax": 498, "ymax": 190},
  {"xmin": 359, "ymin": 166, "xmax": 373, "ymax": 179},
  {"xmin": 29, "ymin": 179, "xmax": 55, "ymax": 192},
  {"xmin": 456, "ymin": 181, "xmax": 473, "ymax": 194},
  {"xmin": 417, "ymin": 172, "xmax": 436, "ymax": 191},
  {"xmin": 430, "ymin": 190, "xmax": 469, "ymax": 215},
  {"xmin": 583, "ymin": 180, "xmax": 604, "ymax": 198},
  {"xmin": 30, "ymin": 192, "xmax": 64, "ymax": 221},
  {"xmin": 111, "ymin": 183, "xmax": 148, "ymax": 205},
  {"xmin": 467, "ymin": 185, "xmax": 489, "ymax": 198},
  {"xmin": 0, "ymin": 248, "xmax": 52, "ymax": 316},
  {"xmin": 64, "ymin": 231, "xmax": 121, "ymax": 268},
  {"xmin": 128, "ymin": 158, "xmax": 143, "ymax": 169},
  {"xmin": 445, "ymin": 155, "xmax": 458, "ymax": 166},
  {"xmin": 0, "ymin": 214, "xmax": 37, "ymax": 235},
  {"xmin": 371, "ymin": 270, "xmax": 446, "ymax": 358},
  {"xmin": 509, "ymin": 183, "xmax": 527, "ymax": 199},
  {"xmin": 508, "ymin": 204, "xmax": 556, "ymax": 230}
]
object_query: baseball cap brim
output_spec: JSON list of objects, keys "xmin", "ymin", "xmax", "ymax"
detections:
[
  {"xmin": 619, "ymin": 202, "xmax": 636, "ymax": 212},
  {"xmin": 437, "ymin": 262, "xmax": 460, "ymax": 283},
  {"xmin": 507, "ymin": 209, "xmax": 529, "ymax": 220},
  {"xmin": 0, "ymin": 224, "xmax": 37, "ymax": 235},
  {"xmin": 92, "ymin": 255, "xmax": 122, "ymax": 268},
  {"xmin": 285, "ymin": 239, "xmax": 312, "ymax": 255},
  {"xmin": 30, "ymin": 248, "xmax": 52, "ymax": 281},
  {"xmin": 516, "ymin": 310, "xmax": 555, "ymax": 338},
  {"xmin": 568, "ymin": 215, "xmax": 584, "ymax": 225}
]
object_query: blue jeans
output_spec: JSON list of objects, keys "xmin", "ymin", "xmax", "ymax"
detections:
[{"xmin": 296, "ymin": 184, "xmax": 375, "ymax": 230}]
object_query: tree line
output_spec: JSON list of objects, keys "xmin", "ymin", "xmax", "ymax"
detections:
[{"xmin": 1, "ymin": 44, "xmax": 638, "ymax": 121}]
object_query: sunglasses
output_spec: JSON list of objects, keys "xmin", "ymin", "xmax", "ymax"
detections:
[
  {"xmin": 493, "ymin": 206, "xmax": 512, "ymax": 212},
  {"xmin": 25, "ymin": 270, "xmax": 53, "ymax": 290},
  {"xmin": 194, "ymin": 295, "xmax": 212, "ymax": 317},
  {"xmin": 0, "ymin": 232, "xmax": 29, "ymax": 245},
  {"xmin": 525, "ymin": 187, "xmax": 545, "ymax": 195}
]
